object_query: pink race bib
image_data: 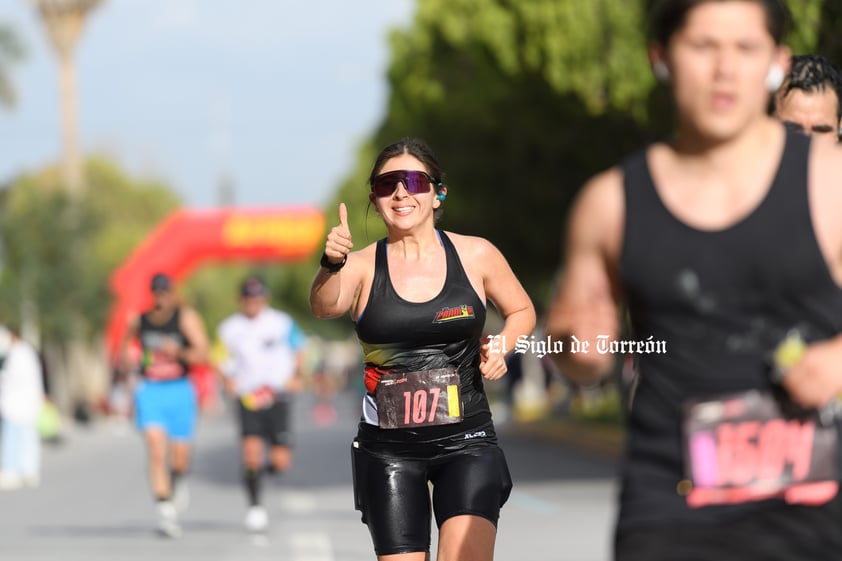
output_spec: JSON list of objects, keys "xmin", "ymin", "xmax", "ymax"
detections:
[{"xmin": 682, "ymin": 390, "xmax": 838, "ymax": 508}]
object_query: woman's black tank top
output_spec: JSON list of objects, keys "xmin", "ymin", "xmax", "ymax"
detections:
[{"xmin": 354, "ymin": 230, "xmax": 491, "ymax": 439}]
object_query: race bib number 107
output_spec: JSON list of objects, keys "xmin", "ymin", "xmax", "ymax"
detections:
[{"xmin": 376, "ymin": 368, "xmax": 462, "ymax": 429}]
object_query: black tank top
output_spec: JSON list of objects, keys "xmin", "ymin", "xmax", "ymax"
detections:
[
  {"xmin": 618, "ymin": 131, "xmax": 842, "ymax": 527},
  {"xmin": 354, "ymin": 230, "xmax": 491, "ymax": 438},
  {"xmin": 139, "ymin": 307, "xmax": 189, "ymax": 380}
]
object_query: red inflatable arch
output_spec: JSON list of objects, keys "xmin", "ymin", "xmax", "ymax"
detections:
[{"xmin": 106, "ymin": 206, "xmax": 325, "ymax": 359}]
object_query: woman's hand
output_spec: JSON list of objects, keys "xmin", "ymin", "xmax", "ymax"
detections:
[
  {"xmin": 324, "ymin": 203, "xmax": 353, "ymax": 264},
  {"xmin": 479, "ymin": 338, "xmax": 508, "ymax": 381}
]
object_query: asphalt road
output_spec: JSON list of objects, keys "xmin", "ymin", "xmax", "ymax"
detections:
[{"xmin": 0, "ymin": 389, "xmax": 618, "ymax": 561}]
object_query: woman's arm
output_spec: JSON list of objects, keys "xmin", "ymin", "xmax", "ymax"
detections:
[
  {"xmin": 475, "ymin": 238, "xmax": 537, "ymax": 380},
  {"xmin": 310, "ymin": 203, "xmax": 366, "ymax": 319}
]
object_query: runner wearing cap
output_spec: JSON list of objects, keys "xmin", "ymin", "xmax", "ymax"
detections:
[
  {"xmin": 120, "ymin": 272, "xmax": 209, "ymax": 538},
  {"xmin": 215, "ymin": 275, "xmax": 306, "ymax": 533}
]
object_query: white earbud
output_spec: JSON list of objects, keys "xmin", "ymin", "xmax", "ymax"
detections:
[
  {"xmin": 765, "ymin": 63, "xmax": 785, "ymax": 92},
  {"xmin": 652, "ymin": 61, "xmax": 671, "ymax": 83}
]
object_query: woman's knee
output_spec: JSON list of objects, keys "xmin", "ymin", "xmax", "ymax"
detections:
[{"xmin": 437, "ymin": 515, "xmax": 496, "ymax": 561}]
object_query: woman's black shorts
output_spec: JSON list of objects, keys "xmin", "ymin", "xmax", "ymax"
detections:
[{"xmin": 351, "ymin": 418, "xmax": 512, "ymax": 556}]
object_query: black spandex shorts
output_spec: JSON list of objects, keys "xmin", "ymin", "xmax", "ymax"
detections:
[
  {"xmin": 351, "ymin": 418, "xmax": 512, "ymax": 556},
  {"xmin": 238, "ymin": 395, "xmax": 292, "ymax": 447}
]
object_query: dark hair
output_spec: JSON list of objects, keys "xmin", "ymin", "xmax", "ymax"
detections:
[
  {"xmin": 367, "ymin": 137, "xmax": 447, "ymax": 221},
  {"xmin": 649, "ymin": 0, "xmax": 791, "ymax": 46},
  {"xmin": 775, "ymin": 54, "xmax": 842, "ymax": 121}
]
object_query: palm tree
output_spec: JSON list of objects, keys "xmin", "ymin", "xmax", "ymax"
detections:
[
  {"xmin": 0, "ymin": 23, "xmax": 25, "ymax": 107},
  {"xmin": 32, "ymin": 0, "xmax": 104, "ymax": 194}
]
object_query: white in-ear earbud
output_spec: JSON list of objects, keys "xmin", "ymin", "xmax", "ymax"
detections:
[
  {"xmin": 765, "ymin": 63, "xmax": 785, "ymax": 92},
  {"xmin": 652, "ymin": 61, "xmax": 671, "ymax": 83}
]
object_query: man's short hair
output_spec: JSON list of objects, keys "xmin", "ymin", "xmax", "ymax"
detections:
[
  {"xmin": 775, "ymin": 54, "xmax": 842, "ymax": 121},
  {"xmin": 648, "ymin": 0, "xmax": 791, "ymax": 47}
]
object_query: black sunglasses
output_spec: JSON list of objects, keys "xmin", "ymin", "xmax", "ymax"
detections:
[{"xmin": 370, "ymin": 170, "xmax": 439, "ymax": 198}]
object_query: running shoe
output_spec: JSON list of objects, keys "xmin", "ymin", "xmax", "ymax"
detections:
[
  {"xmin": 157, "ymin": 500, "xmax": 182, "ymax": 538},
  {"xmin": 244, "ymin": 505, "xmax": 268, "ymax": 533}
]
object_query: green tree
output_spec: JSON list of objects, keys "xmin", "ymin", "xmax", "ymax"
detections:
[
  {"xmin": 0, "ymin": 157, "xmax": 181, "ymax": 411},
  {"xmin": 84, "ymin": 157, "xmax": 182, "ymax": 305},
  {"xmin": 0, "ymin": 182, "xmax": 99, "ymax": 341},
  {"xmin": 815, "ymin": 0, "xmax": 842, "ymax": 65}
]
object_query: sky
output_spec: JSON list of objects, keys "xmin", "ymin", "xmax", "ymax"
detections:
[{"xmin": 0, "ymin": 0, "xmax": 415, "ymax": 208}]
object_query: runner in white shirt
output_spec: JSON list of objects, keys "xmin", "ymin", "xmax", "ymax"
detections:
[
  {"xmin": 215, "ymin": 276, "xmax": 306, "ymax": 532},
  {"xmin": 0, "ymin": 325, "xmax": 45, "ymax": 490}
]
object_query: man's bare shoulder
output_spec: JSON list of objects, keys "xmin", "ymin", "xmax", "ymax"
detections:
[
  {"xmin": 808, "ymin": 140, "xmax": 842, "ymax": 281},
  {"xmin": 568, "ymin": 167, "xmax": 625, "ymax": 257},
  {"xmin": 811, "ymin": 139, "xmax": 842, "ymax": 175},
  {"xmin": 810, "ymin": 140, "xmax": 842, "ymax": 204},
  {"xmin": 179, "ymin": 304, "xmax": 199, "ymax": 316},
  {"xmin": 577, "ymin": 167, "xmax": 624, "ymax": 212},
  {"xmin": 178, "ymin": 305, "xmax": 204, "ymax": 325}
]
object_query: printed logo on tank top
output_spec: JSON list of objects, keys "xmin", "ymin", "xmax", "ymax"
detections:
[
  {"xmin": 140, "ymin": 331, "xmax": 186, "ymax": 381},
  {"xmin": 433, "ymin": 305, "xmax": 475, "ymax": 323}
]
